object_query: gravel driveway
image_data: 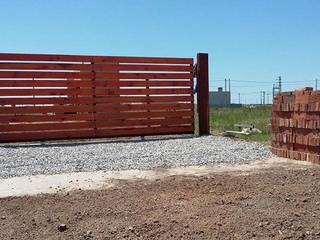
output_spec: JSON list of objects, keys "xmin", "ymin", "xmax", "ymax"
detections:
[{"xmin": 0, "ymin": 135, "xmax": 272, "ymax": 178}]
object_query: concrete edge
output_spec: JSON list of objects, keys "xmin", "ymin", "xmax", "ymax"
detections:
[{"xmin": 0, "ymin": 157, "xmax": 316, "ymax": 198}]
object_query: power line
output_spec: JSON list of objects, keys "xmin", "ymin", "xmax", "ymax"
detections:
[
  {"xmin": 282, "ymin": 82, "xmax": 315, "ymax": 85},
  {"xmin": 211, "ymin": 79, "xmax": 315, "ymax": 84},
  {"xmin": 210, "ymin": 82, "xmax": 315, "ymax": 88},
  {"xmin": 210, "ymin": 84, "xmax": 271, "ymax": 88},
  {"xmin": 211, "ymin": 77, "xmax": 320, "ymax": 105},
  {"xmin": 231, "ymin": 84, "xmax": 272, "ymax": 87},
  {"xmin": 212, "ymin": 79, "xmax": 271, "ymax": 83}
]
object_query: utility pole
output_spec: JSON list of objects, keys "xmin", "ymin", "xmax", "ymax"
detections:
[
  {"xmin": 238, "ymin": 93, "xmax": 241, "ymax": 104},
  {"xmin": 316, "ymin": 79, "xmax": 318, "ymax": 91},
  {"xmin": 224, "ymin": 79, "xmax": 227, "ymax": 92},
  {"xmin": 273, "ymin": 76, "xmax": 282, "ymax": 99},
  {"xmin": 272, "ymin": 84, "xmax": 275, "ymax": 99},
  {"xmin": 278, "ymin": 76, "xmax": 282, "ymax": 93},
  {"xmin": 228, "ymin": 78, "xmax": 231, "ymax": 106},
  {"xmin": 267, "ymin": 93, "xmax": 270, "ymax": 105},
  {"xmin": 260, "ymin": 91, "xmax": 266, "ymax": 105}
]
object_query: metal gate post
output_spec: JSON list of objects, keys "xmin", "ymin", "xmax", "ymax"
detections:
[{"xmin": 196, "ymin": 53, "xmax": 209, "ymax": 135}]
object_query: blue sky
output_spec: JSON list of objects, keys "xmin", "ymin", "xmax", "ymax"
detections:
[{"xmin": 1, "ymin": 0, "xmax": 319, "ymax": 103}]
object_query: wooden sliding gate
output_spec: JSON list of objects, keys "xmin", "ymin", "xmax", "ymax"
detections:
[{"xmin": 0, "ymin": 53, "xmax": 195, "ymax": 142}]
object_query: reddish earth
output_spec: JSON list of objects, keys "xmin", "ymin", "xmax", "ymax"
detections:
[{"xmin": 1, "ymin": 164, "xmax": 320, "ymax": 240}]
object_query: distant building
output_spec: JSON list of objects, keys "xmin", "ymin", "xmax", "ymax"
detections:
[{"xmin": 209, "ymin": 87, "xmax": 231, "ymax": 107}]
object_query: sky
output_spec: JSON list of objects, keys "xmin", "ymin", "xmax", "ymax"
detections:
[{"xmin": 1, "ymin": 0, "xmax": 319, "ymax": 104}]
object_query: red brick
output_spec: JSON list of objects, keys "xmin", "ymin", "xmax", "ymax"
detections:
[{"xmin": 271, "ymin": 88, "xmax": 320, "ymax": 164}]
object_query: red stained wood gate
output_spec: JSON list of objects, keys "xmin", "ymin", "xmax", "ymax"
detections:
[{"xmin": 0, "ymin": 53, "xmax": 197, "ymax": 142}]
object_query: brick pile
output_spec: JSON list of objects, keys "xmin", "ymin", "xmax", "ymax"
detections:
[{"xmin": 271, "ymin": 87, "xmax": 320, "ymax": 164}]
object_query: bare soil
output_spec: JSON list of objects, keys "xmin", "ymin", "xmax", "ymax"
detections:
[{"xmin": 1, "ymin": 165, "xmax": 320, "ymax": 240}]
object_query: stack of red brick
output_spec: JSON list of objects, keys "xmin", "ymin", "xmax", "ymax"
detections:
[{"xmin": 271, "ymin": 87, "xmax": 320, "ymax": 164}]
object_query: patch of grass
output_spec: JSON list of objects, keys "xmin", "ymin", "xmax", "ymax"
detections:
[{"xmin": 209, "ymin": 106, "xmax": 272, "ymax": 145}]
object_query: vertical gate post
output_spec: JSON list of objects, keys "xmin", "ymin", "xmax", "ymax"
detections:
[{"xmin": 196, "ymin": 53, "xmax": 209, "ymax": 135}]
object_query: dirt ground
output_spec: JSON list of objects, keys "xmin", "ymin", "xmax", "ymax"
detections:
[{"xmin": 1, "ymin": 163, "xmax": 320, "ymax": 240}]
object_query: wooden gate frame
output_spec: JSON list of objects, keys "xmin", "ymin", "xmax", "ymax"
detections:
[{"xmin": 0, "ymin": 52, "xmax": 212, "ymax": 142}]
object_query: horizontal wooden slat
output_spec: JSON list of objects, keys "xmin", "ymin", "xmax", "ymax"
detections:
[
  {"xmin": 0, "ymin": 63, "xmax": 192, "ymax": 72},
  {"xmin": 94, "ymin": 111, "xmax": 194, "ymax": 120},
  {"xmin": 95, "ymin": 118, "xmax": 192, "ymax": 128},
  {"xmin": 95, "ymin": 125, "xmax": 194, "ymax": 136},
  {"xmin": 0, "ymin": 71, "xmax": 93, "ymax": 79},
  {"xmin": 93, "ymin": 56, "xmax": 193, "ymax": 64},
  {"xmin": 0, "ymin": 53, "xmax": 192, "ymax": 64},
  {"xmin": 0, "ymin": 88, "xmax": 193, "ymax": 96},
  {"xmin": 0, "ymin": 80, "xmax": 192, "ymax": 88},
  {"xmin": 93, "ymin": 64, "xmax": 193, "ymax": 72},
  {"xmin": 95, "ymin": 73, "xmax": 192, "ymax": 79},
  {"xmin": 95, "ymin": 80, "xmax": 192, "ymax": 87},
  {"xmin": 0, "ymin": 118, "xmax": 192, "ymax": 132},
  {"xmin": 0, "ymin": 122, "xmax": 94, "ymax": 132},
  {"xmin": 0, "ymin": 88, "xmax": 93, "ymax": 96},
  {"xmin": 0, "ymin": 130, "xmax": 96, "ymax": 142},
  {"xmin": 0, "ymin": 113, "xmax": 94, "ymax": 123},
  {"xmin": 0, "ymin": 96, "xmax": 193, "ymax": 105},
  {"xmin": 0, "ymin": 103, "xmax": 193, "ymax": 114},
  {"xmin": 106, "ymin": 88, "xmax": 194, "ymax": 95},
  {"xmin": 0, "ymin": 80, "xmax": 94, "ymax": 87},
  {"xmin": 0, "ymin": 63, "xmax": 92, "ymax": 71},
  {"xmin": 0, "ymin": 72, "xmax": 192, "ymax": 79},
  {"xmin": 0, "ymin": 110, "xmax": 193, "ymax": 123},
  {"xmin": 0, "ymin": 53, "xmax": 93, "ymax": 62},
  {"xmin": 0, "ymin": 126, "xmax": 193, "ymax": 142},
  {"xmin": 0, "ymin": 105, "xmax": 93, "ymax": 114}
]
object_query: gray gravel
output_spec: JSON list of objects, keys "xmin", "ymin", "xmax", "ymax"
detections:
[{"xmin": 0, "ymin": 135, "xmax": 272, "ymax": 179}]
